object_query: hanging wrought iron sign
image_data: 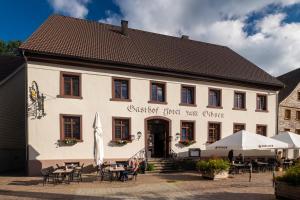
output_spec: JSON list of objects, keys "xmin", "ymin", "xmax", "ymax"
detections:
[{"xmin": 28, "ymin": 81, "xmax": 46, "ymax": 119}]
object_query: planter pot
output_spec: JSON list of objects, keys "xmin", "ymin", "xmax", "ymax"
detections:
[
  {"xmin": 202, "ymin": 170, "xmax": 229, "ymax": 180},
  {"xmin": 275, "ymin": 181, "xmax": 300, "ymax": 200}
]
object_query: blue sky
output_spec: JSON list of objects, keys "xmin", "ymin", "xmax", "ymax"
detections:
[
  {"xmin": 1, "ymin": 0, "xmax": 300, "ymax": 75},
  {"xmin": 0, "ymin": 0, "xmax": 120, "ymax": 41}
]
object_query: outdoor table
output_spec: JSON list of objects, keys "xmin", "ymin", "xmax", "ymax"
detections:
[
  {"xmin": 52, "ymin": 168, "xmax": 74, "ymax": 184},
  {"xmin": 108, "ymin": 166, "xmax": 125, "ymax": 181},
  {"xmin": 231, "ymin": 163, "xmax": 248, "ymax": 174},
  {"xmin": 257, "ymin": 162, "xmax": 268, "ymax": 172}
]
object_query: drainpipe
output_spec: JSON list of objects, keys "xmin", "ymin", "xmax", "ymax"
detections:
[
  {"xmin": 276, "ymin": 91, "xmax": 279, "ymax": 135},
  {"xmin": 22, "ymin": 50, "xmax": 29, "ymax": 176}
]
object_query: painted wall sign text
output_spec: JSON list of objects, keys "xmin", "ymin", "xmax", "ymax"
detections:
[{"xmin": 126, "ymin": 105, "xmax": 224, "ymax": 118}]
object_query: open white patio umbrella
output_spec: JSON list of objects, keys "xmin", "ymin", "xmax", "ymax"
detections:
[
  {"xmin": 206, "ymin": 130, "xmax": 289, "ymax": 150},
  {"xmin": 94, "ymin": 112, "xmax": 104, "ymax": 166},
  {"xmin": 272, "ymin": 131, "xmax": 300, "ymax": 149}
]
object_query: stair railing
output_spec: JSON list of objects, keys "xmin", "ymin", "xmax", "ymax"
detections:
[
  {"xmin": 169, "ymin": 148, "xmax": 178, "ymax": 160},
  {"xmin": 128, "ymin": 148, "xmax": 146, "ymax": 162}
]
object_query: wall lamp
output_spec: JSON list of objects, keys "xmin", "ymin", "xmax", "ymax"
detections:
[{"xmin": 137, "ymin": 131, "xmax": 142, "ymax": 140}]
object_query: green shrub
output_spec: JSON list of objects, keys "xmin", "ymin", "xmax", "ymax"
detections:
[
  {"xmin": 196, "ymin": 159, "xmax": 230, "ymax": 173},
  {"xmin": 146, "ymin": 163, "xmax": 155, "ymax": 171},
  {"xmin": 276, "ymin": 164, "xmax": 300, "ymax": 186}
]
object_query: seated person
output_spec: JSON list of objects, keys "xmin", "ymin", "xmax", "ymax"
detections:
[{"xmin": 120, "ymin": 159, "xmax": 139, "ymax": 181}]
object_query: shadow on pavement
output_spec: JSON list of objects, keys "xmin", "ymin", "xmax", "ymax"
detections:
[{"xmin": 0, "ymin": 189, "xmax": 276, "ymax": 200}]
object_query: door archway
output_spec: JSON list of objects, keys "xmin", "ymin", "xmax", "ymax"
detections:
[{"xmin": 144, "ymin": 116, "xmax": 172, "ymax": 158}]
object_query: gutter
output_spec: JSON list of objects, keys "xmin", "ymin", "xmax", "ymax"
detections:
[{"xmin": 22, "ymin": 50, "xmax": 284, "ymax": 91}]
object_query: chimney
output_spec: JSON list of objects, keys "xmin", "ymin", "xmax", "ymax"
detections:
[
  {"xmin": 121, "ymin": 20, "xmax": 128, "ymax": 36},
  {"xmin": 181, "ymin": 35, "xmax": 189, "ymax": 39}
]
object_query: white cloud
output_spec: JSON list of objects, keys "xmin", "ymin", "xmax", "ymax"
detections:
[
  {"xmin": 48, "ymin": 0, "xmax": 90, "ymax": 19},
  {"xmin": 101, "ymin": 0, "xmax": 300, "ymax": 76}
]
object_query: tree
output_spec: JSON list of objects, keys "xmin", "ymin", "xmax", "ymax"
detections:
[{"xmin": 0, "ymin": 40, "xmax": 22, "ymax": 56}]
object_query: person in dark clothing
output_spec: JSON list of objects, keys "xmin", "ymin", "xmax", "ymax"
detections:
[{"xmin": 228, "ymin": 149, "xmax": 234, "ymax": 163}]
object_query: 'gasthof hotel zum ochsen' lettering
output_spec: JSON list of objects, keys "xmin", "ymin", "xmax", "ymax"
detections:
[{"xmin": 127, "ymin": 105, "xmax": 224, "ymax": 118}]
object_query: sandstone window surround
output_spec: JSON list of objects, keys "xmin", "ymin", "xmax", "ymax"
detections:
[
  {"xmin": 256, "ymin": 94, "xmax": 268, "ymax": 112},
  {"xmin": 112, "ymin": 117, "xmax": 131, "ymax": 141},
  {"xmin": 111, "ymin": 77, "xmax": 131, "ymax": 102},
  {"xmin": 207, "ymin": 88, "xmax": 222, "ymax": 109},
  {"xmin": 256, "ymin": 124, "xmax": 267, "ymax": 136},
  {"xmin": 180, "ymin": 85, "xmax": 196, "ymax": 106},
  {"xmin": 233, "ymin": 91, "xmax": 246, "ymax": 110},
  {"xmin": 207, "ymin": 122, "xmax": 221, "ymax": 143},
  {"xmin": 233, "ymin": 123, "xmax": 246, "ymax": 133},
  {"xmin": 60, "ymin": 114, "xmax": 82, "ymax": 141},
  {"xmin": 180, "ymin": 121, "xmax": 195, "ymax": 142},
  {"xmin": 58, "ymin": 71, "xmax": 82, "ymax": 99},
  {"xmin": 149, "ymin": 81, "xmax": 167, "ymax": 104}
]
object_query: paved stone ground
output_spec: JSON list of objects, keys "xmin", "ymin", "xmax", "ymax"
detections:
[{"xmin": 0, "ymin": 172, "xmax": 276, "ymax": 200}]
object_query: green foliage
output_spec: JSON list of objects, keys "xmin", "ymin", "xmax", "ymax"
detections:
[
  {"xmin": 174, "ymin": 159, "xmax": 197, "ymax": 170},
  {"xmin": 196, "ymin": 159, "xmax": 230, "ymax": 173},
  {"xmin": 276, "ymin": 164, "xmax": 300, "ymax": 186},
  {"xmin": 0, "ymin": 40, "xmax": 22, "ymax": 56},
  {"xmin": 146, "ymin": 163, "xmax": 155, "ymax": 171},
  {"xmin": 178, "ymin": 140, "xmax": 196, "ymax": 146}
]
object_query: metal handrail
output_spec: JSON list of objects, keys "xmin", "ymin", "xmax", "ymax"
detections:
[
  {"xmin": 169, "ymin": 148, "xmax": 178, "ymax": 159},
  {"xmin": 128, "ymin": 148, "xmax": 146, "ymax": 162}
]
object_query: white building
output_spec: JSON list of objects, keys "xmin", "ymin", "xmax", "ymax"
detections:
[{"xmin": 0, "ymin": 15, "xmax": 283, "ymax": 176}]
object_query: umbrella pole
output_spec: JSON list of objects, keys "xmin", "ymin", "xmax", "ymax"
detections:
[{"xmin": 249, "ymin": 163, "xmax": 252, "ymax": 182}]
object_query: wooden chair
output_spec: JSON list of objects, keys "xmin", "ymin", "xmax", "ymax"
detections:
[
  {"xmin": 41, "ymin": 167, "xmax": 56, "ymax": 186},
  {"xmin": 72, "ymin": 163, "xmax": 84, "ymax": 183},
  {"xmin": 99, "ymin": 165, "xmax": 112, "ymax": 181}
]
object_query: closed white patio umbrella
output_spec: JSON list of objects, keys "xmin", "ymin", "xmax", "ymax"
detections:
[
  {"xmin": 206, "ymin": 130, "xmax": 289, "ymax": 150},
  {"xmin": 272, "ymin": 131, "xmax": 300, "ymax": 149},
  {"xmin": 94, "ymin": 112, "xmax": 104, "ymax": 166}
]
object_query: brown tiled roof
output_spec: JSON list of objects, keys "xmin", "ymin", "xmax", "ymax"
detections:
[
  {"xmin": 20, "ymin": 15, "xmax": 283, "ymax": 89},
  {"xmin": 0, "ymin": 56, "xmax": 25, "ymax": 82},
  {"xmin": 277, "ymin": 68, "xmax": 300, "ymax": 102}
]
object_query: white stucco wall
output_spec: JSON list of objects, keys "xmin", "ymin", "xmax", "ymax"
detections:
[{"xmin": 27, "ymin": 61, "xmax": 278, "ymax": 161}]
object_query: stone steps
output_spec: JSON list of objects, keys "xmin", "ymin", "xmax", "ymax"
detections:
[{"xmin": 146, "ymin": 158, "xmax": 178, "ymax": 173}]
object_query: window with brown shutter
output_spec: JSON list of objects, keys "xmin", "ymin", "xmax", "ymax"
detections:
[
  {"xmin": 112, "ymin": 117, "xmax": 131, "ymax": 141},
  {"xmin": 207, "ymin": 122, "xmax": 221, "ymax": 143},
  {"xmin": 60, "ymin": 115, "xmax": 82, "ymax": 141},
  {"xmin": 60, "ymin": 72, "xmax": 81, "ymax": 98},
  {"xmin": 233, "ymin": 91, "xmax": 246, "ymax": 110},
  {"xmin": 256, "ymin": 94, "xmax": 267, "ymax": 111},
  {"xmin": 233, "ymin": 123, "xmax": 245, "ymax": 133},
  {"xmin": 256, "ymin": 125, "xmax": 267, "ymax": 136},
  {"xmin": 111, "ymin": 77, "xmax": 131, "ymax": 101},
  {"xmin": 149, "ymin": 81, "xmax": 167, "ymax": 104},
  {"xmin": 181, "ymin": 85, "xmax": 196, "ymax": 106},
  {"xmin": 180, "ymin": 121, "xmax": 195, "ymax": 141},
  {"xmin": 208, "ymin": 88, "xmax": 222, "ymax": 108}
]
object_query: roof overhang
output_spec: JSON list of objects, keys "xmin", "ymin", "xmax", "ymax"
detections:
[{"xmin": 22, "ymin": 50, "xmax": 284, "ymax": 91}]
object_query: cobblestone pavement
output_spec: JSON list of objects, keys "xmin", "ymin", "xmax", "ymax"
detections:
[{"xmin": 0, "ymin": 172, "xmax": 276, "ymax": 200}]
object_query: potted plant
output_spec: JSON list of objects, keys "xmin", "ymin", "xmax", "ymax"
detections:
[
  {"xmin": 113, "ymin": 140, "xmax": 130, "ymax": 146},
  {"xmin": 178, "ymin": 140, "xmax": 196, "ymax": 146},
  {"xmin": 275, "ymin": 164, "xmax": 300, "ymax": 200},
  {"xmin": 58, "ymin": 138, "xmax": 78, "ymax": 146},
  {"xmin": 196, "ymin": 159, "xmax": 230, "ymax": 180}
]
